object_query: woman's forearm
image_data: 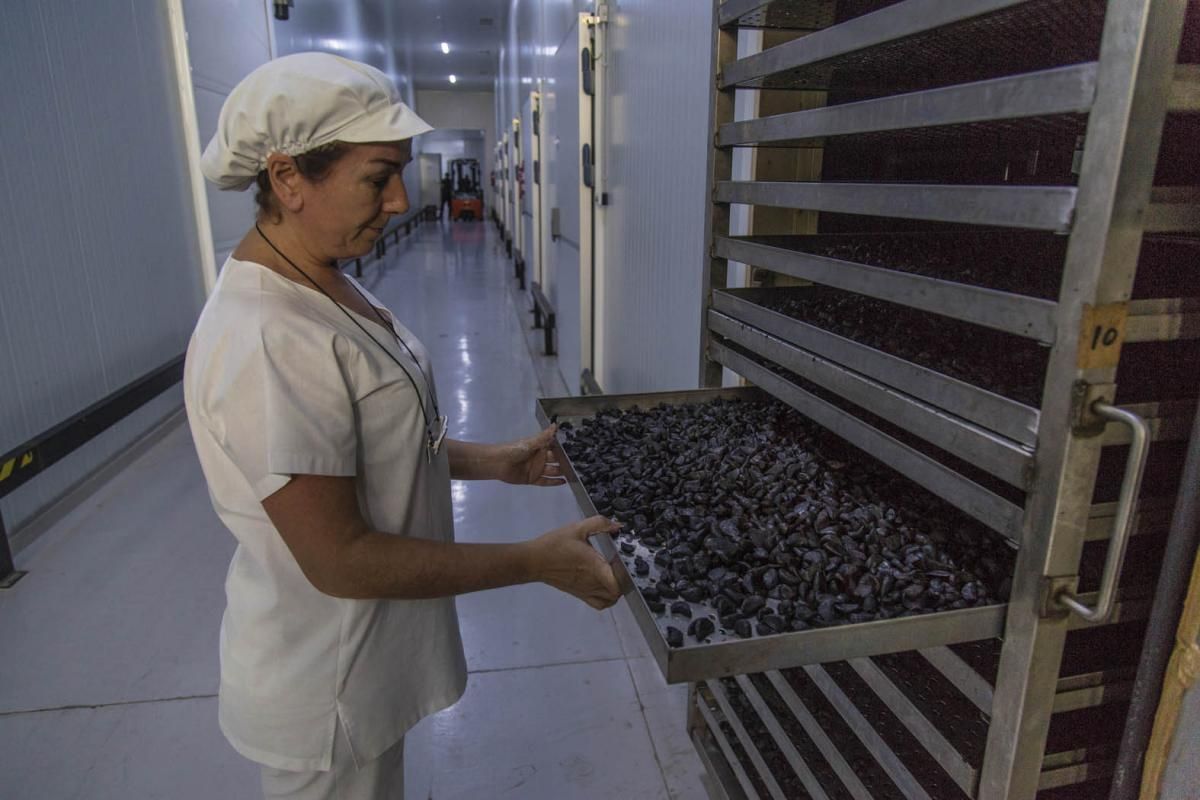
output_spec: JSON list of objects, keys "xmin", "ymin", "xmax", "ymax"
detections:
[
  {"xmin": 330, "ymin": 531, "xmax": 537, "ymax": 599},
  {"xmin": 446, "ymin": 437, "xmax": 506, "ymax": 481}
]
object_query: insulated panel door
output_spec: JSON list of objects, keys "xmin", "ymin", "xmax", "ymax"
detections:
[{"xmin": 546, "ymin": 27, "xmax": 583, "ymax": 393}]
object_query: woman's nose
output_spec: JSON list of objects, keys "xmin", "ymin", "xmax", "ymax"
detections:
[{"xmin": 382, "ymin": 174, "xmax": 410, "ymax": 215}]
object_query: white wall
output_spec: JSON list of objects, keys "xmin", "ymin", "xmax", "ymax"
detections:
[
  {"xmin": 497, "ymin": 0, "xmax": 713, "ymax": 394},
  {"xmin": 415, "ymin": 90, "xmax": 497, "ymax": 186},
  {"xmin": 182, "ymin": 0, "xmax": 273, "ymax": 271},
  {"xmin": 0, "ymin": 1, "xmax": 206, "ymax": 534}
]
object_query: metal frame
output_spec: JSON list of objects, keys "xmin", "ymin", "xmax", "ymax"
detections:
[
  {"xmin": 712, "ymin": 287, "xmax": 1041, "ymax": 445},
  {"xmin": 687, "ymin": 0, "xmax": 1196, "ymax": 798},
  {"xmin": 719, "ymin": 63, "xmax": 1098, "ymax": 147},
  {"xmin": 712, "ymin": 235, "xmax": 1060, "ymax": 342}
]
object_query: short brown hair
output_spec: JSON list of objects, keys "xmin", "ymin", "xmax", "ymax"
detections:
[{"xmin": 254, "ymin": 141, "xmax": 352, "ymax": 220}]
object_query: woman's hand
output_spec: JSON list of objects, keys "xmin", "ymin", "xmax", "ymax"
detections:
[
  {"xmin": 526, "ymin": 515, "xmax": 623, "ymax": 609},
  {"xmin": 495, "ymin": 425, "xmax": 565, "ymax": 486}
]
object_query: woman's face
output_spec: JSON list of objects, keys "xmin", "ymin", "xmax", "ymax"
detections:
[{"xmin": 297, "ymin": 140, "xmax": 412, "ymax": 260}]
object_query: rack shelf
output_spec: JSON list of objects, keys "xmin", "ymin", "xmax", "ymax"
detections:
[
  {"xmin": 713, "ymin": 234, "xmax": 1060, "ymax": 341},
  {"xmin": 718, "ymin": 0, "xmax": 839, "ymax": 31},
  {"xmin": 709, "ymin": 311, "xmax": 1034, "ymax": 486},
  {"xmin": 718, "ymin": 63, "xmax": 1097, "ymax": 147},
  {"xmin": 706, "ymin": 345, "xmax": 1026, "ymax": 539},
  {"xmin": 713, "ymin": 287, "xmax": 1041, "ymax": 446},
  {"xmin": 719, "ymin": 0, "xmax": 1106, "ymax": 93},
  {"xmin": 688, "ymin": 0, "xmax": 1198, "ymax": 795}
]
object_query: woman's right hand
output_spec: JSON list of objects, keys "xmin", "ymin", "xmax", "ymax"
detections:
[{"xmin": 528, "ymin": 516, "xmax": 623, "ymax": 609}]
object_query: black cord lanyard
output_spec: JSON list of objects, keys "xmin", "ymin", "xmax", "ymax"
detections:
[{"xmin": 255, "ymin": 224, "xmax": 448, "ymax": 458}]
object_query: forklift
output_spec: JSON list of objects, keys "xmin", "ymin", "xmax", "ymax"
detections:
[{"xmin": 448, "ymin": 158, "xmax": 484, "ymax": 222}]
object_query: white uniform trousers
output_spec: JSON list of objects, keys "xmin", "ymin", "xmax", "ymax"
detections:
[{"xmin": 260, "ymin": 723, "xmax": 404, "ymax": 800}]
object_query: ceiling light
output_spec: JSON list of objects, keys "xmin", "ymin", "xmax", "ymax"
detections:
[
  {"xmin": 440, "ymin": 42, "xmax": 450, "ymax": 54},
  {"xmin": 449, "ymin": 75, "xmax": 457, "ymax": 84}
]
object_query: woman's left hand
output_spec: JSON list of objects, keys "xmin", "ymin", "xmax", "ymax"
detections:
[{"xmin": 496, "ymin": 425, "xmax": 566, "ymax": 486}]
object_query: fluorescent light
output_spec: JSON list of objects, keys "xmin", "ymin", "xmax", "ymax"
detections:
[
  {"xmin": 440, "ymin": 42, "xmax": 450, "ymax": 54},
  {"xmin": 449, "ymin": 74, "xmax": 457, "ymax": 84}
]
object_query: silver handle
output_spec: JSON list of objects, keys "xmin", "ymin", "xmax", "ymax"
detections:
[{"xmin": 1058, "ymin": 402, "xmax": 1150, "ymax": 623}]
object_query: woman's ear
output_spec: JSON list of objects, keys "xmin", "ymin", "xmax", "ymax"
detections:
[{"xmin": 266, "ymin": 154, "xmax": 304, "ymax": 213}]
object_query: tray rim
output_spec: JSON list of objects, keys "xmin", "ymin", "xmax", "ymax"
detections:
[{"xmin": 536, "ymin": 387, "xmax": 1010, "ymax": 684}]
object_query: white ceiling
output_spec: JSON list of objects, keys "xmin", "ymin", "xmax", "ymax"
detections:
[{"xmin": 271, "ymin": 0, "xmax": 507, "ymax": 93}]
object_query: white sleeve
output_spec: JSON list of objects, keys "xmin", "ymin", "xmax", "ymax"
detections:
[{"xmin": 249, "ymin": 324, "xmax": 358, "ymax": 500}]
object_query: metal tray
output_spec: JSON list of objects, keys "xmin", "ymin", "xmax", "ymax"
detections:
[
  {"xmin": 713, "ymin": 287, "xmax": 1040, "ymax": 446},
  {"xmin": 537, "ymin": 387, "xmax": 1010, "ymax": 683},
  {"xmin": 708, "ymin": 310, "xmax": 1033, "ymax": 487}
]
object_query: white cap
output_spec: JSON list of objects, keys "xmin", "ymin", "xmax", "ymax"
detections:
[{"xmin": 201, "ymin": 52, "xmax": 433, "ymax": 191}]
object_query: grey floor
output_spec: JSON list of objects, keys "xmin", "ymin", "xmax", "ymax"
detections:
[{"xmin": 0, "ymin": 221, "xmax": 710, "ymax": 799}]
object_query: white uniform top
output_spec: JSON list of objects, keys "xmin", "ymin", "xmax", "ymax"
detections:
[{"xmin": 183, "ymin": 257, "xmax": 467, "ymax": 772}]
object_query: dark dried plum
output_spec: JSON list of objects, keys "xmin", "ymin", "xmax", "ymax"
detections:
[
  {"xmin": 665, "ymin": 626, "xmax": 684, "ymax": 648},
  {"xmin": 734, "ymin": 619, "xmax": 754, "ymax": 639},
  {"xmin": 560, "ymin": 396, "xmax": 1014, "ymax": 634},
  {"xmin": 741, "ymin": 596, "xmax": 766, "ymax": 616},
  {"xmin": 669, "ymin": 600, "xmax": 693, "ymax": 618},
  {"xmin": 688, "ymin": 617, "xmax": 716, "ymax": 641}
]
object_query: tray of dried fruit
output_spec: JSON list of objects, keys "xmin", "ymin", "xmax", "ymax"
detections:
[{"xmin": 536, "ymin": 388, "xmax": 1017, "ymax": 683}]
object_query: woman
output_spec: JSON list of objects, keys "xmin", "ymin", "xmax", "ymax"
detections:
[{"xmin": 184, "ymin": 52, "xmax": 621, "ymax": 800}]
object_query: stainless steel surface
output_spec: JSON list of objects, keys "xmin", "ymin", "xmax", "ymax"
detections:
[
  {"xmin": 1125, "ymin": 297, "xmax": 1200, "ymax": 342},
  {"xmin": 919, "ymin": 645, "xmax": 995, "ymax": 715},
  {"xmin": 713, "ymin": 236, "xmax": 1060, "ymax": 342},
  {"xmin": 731, "ymin": 675, "xmax": 837, "ymax": 800},
  {"xmin": 701, "ymin": 3, "xmax": 737, "ymax": 388},
  {"xmin": 719, "ymin": 0, "xmax": 1031, "ymax": 88},
  {"xmin": 1057, "ymin": 403, "xmax": 1150, "ymax": 623},
  {"xmin": 691, "ymin": 725, "xmax": 740, "ymax": 800},
  {"xmin": 719, "ymin": 63, "xmax": 1097, "ymax": 147},
  {"xmin": 1101, "ymin": 401, "xmax": 1197, "ymax": 446},
  {"xmin": 538, "ymin": 386, "xmax": 1012, "ymax": 683},
  {"xmin": 709, "ymin": 310, "xmax": 1034, "ymax": 487},
  {"xmin": 706, "ymin": 680, "xmax": 789, "ymax": 800},
  {"xmin": 1065, "ymin": 591, "xmax": 1152, "ymax": 630},
  {"xmin": 698, "ymin": 690, "xmax": 762, "ymax": 800},
  {"xmin": 718, "ymin": 0, "xmax": 835, "ymax": 30},
  {"xmin": 695, "ymin": 0, "xmax": 1195, "ymax": 796},
  {"xmin": 847, "ymin": 657, "xmax": 979, "ymax": 795},
  {"xmin": 797, "ymin": 666, "xmax": 934, "ymax": 800},
  {"xmin": 1052, "ymin": 678, "xmax": 1134, "ymax": 713},
  {"xmin": 1038, "ymin": 760, "xmax": 1116, "ymax": 791},
  {"xmin": 729, "ymin": 681, "xmax": 835, "ymax": 800},
  {"xmin": 715, "ymin": 181, "xmax": 1078, "ymax": 232},
  {"xmin": 712, "ymin": 288, "xmax": 1040, "ymax": 447},
  {"xmin": 1085, "ymin": 497, "xmax": 1174, "ymax": 541},
  {"xmin": 710, "ymin": 341, "xmax": 1026, "ymax": 540},
  {"xmin": 1110, "ymin": 391, "xmax": 1200, "ymax": 800},
  {"xmin": 1169, "ymin": 63, "xmax": 1200, "ymax": 112},
  {"xmin": 1143, "ymin": 186, "xmax": 1200, "ymax": 233},
  {"xmin": 979, "ymin": 0, "xmax": 1189, "ymax": 792}
]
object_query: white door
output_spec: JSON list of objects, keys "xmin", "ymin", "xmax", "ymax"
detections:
[
  {"xmin": 418, "ymin": 152, "xmax": 442, "ymax": 213},
  {"xmin": 545, "ymin": 25, "xmax": 583, "ymax": 393}
]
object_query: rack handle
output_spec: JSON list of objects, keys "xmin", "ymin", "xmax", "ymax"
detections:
[{"xmin": 1058, "ymin": 402, "xmax": 1150, "ymax": 623}]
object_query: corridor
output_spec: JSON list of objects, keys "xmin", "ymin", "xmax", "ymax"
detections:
[{"xmin": 0, "ymin": 222, "xmax": 708, "ymax": 800}]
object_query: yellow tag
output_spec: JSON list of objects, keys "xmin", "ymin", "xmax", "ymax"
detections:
[{"xmin": 1077, "ymin": 303, "xmax": 1128, "ymax": 370}]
